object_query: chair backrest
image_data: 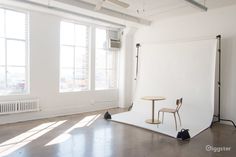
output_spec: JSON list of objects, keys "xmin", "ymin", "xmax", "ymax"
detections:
[{"xmin": 176, "ymin": 98, "xmax": 183, "ymax": 111}]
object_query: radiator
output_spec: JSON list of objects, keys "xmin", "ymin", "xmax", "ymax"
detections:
[{"xmin": 0, "ymin": 99, "xmax": 39, "ymax": 115}]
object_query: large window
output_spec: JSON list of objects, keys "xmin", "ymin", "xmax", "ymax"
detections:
[
  {"xmin": 60, "ymin": 20, "xmax": 119, "ymax": 92},
  {"xmin": 95, "ymin": 28, "xmax": 118, "ymax": 90},
  {"xmin": 0, "ymin": 8, "xmax": 28, "ymax": 95},
  {"xmin": 60, "ymin": 21, "xmax": 89, "ymax": 92}
]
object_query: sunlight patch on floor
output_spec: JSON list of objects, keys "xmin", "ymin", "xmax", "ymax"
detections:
[
  {"xmin": 0, "ymin": 120, "xmax": 66, "ymax": 156},
  {"xmin": 45, "ymin": 114, "xmax": 101, "ymax": 146}
]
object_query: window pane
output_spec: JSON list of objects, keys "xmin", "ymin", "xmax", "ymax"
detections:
[
  {"xmin": 95, "ymin": 28, "xmax": 118, "ymax": 90},
  {"xmin": 60, "ymin": 68, "xmax": 74, "ymax": 91},
  {"xmin": 7, "ymin": 67, "xmax": 26, "ymax": 93},
  {"xmin": 0, "ymin": 8, "xmax": 28, "ymax": 95},
  {"xmin": 60, "ymin": 21, "xmax": 90, "ymax": 92},
  {"xmin": 107, "ymin": 51, "xmax": 116, "ymax": 69},
  {"xmin": 7, "ymin": 40, "xmax": 25, "ymax": 66},
  {"xmin": 60, "ymin": 21, "xmax": 74, "ymax": 45},
  {"xmin": 95, "ymin": 50, "xmax": 118, "ymax": 89},
  {"xmin": 60, "ymin": 46, "xmax": 74, "ymax": 68},
  {"xmin": 6, "ymin": 10, "xmax": 26, "ymax": 39},
  {"xmin": 0, "ymin": 9, "xmax": 4, "ymax": 37},
  {"xmin": 0, "ymin": 38, "xmax": 5, "ymax": 66},
  {"xmin": 107, "ymin": 70, "xmax": 117, "ymax": 88},
  {"xmin": 95, "ymin": 69, "xmax": 107, "ymax": 90},
  {"xmin": 0, "ymin": 67, "xmax": 5, "ymax": 91},
  {"xmin": 96, "ymin": 28, "xmax": 107, "ymax": 49},
  {"xmin": 75, "ymin": 25, "xmax": 88, "ymax": 47},
  {"xmin": 74, "ymin": 47, "xmax": 89, "ymax": 90},
  {"xmin": 75, "ymin": 47, "xmax": 88, "ymax": 69},
  {"xmin": 75, "ymin": 68, "xmax": 88, "ymax": 90},
  {"xmin": 96, "ymin": 49, "xmax": 106, "ymax": 69}
]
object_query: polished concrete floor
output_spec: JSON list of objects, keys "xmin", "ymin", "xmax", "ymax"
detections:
[{"xmin": 0, "ymin": 108, "xmax": 235, "ymax": 157}]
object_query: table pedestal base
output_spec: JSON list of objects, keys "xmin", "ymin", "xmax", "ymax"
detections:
[{"xmin": 145, "ymin": 119, "xmax": 161, "ymax": 124}]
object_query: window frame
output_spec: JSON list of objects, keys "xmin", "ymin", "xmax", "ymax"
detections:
[
  {"xmin": 95, "ymin": 27, "xmax": 119, "ymax": 90},
  {"xmin": 0, "ymin": 6, "xmax": 30, "ymax": 96},
  {"xmin": 59, "ymin": 20, "xmax": 91, "ymax": 93},
  {"xmin": 59, "ymin": 19, "xmax": 120, "ymax": 93}
]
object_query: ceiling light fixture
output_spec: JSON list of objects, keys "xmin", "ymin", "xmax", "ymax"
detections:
[{"xmin": 136, "ymin": 0, "xmax": 145, "ymax": 14}]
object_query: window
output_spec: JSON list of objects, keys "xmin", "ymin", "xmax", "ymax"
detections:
[
  {"xmin": 60, "ymin": 21, "xmax": 89, "ymax": 92},
  {"xmin": 0, "ymin": 8, "xmax": 28, "ymax": 95},
  {"xmin": 59, "ymin": 20, "xmax": 119, "ymax": 92},
  {"xmin": 95, "ymin": 28, "xmax": 118, "ymax": 90}
]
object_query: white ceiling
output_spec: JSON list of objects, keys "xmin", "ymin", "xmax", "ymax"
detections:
[
  {"xmin": 9, "ymin": 0, "xmax": 236, "ymax": 25},
  {"xmin": 80, "ymin": 0, "xmax": 236, "ymax": 21}
]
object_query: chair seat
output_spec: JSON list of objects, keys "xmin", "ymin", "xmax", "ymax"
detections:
[{"xmin": 159, "ymin": 108, "xmax": 176, "ymax": 113}]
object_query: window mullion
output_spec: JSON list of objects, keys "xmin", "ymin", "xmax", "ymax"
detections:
[
  {"xmin": 106, "ymin": 30, "xmax": 109, "ymax": 88},
  {"xmin": 3, "ymin": 9, "xmax": 7, "ymax": 89},
  {"xmin": 4, "ymin": 39, "xmax": 7, "ymax": 89},
  {"xmin": 73, "ymin": 46, "xmax": 76, "ymax": 91},
  {"xmin": 73, "ymin": 24, "xmax": 76, "ymax": 91},
  {"xmin": 25, "ymin": 13, "xmax": 28, "ymax": 94},
  {"xmin": 90, "ymin": 26, "xmax": 95, "ymax": 90}
]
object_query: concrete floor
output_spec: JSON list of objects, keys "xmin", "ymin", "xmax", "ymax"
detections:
[{"xmin": 0, "ymin": 108, "xmax": 235, "ymax": 157}]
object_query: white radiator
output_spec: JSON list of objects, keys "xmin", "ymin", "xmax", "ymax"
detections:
[{"xmin": 0, "ymin": 99, "xmax": 39, "ymax": 115}]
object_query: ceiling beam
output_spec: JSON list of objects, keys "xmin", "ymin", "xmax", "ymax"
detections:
[
  {"xmin": 8, "ymin": 0, "xmax": 151, "ymax": 26},
  {"xmin": 184, "ymin": 0, "xmax": 208, "ymax": 11},
  {"xmin": 55, "ymin": 0, "xmax": 151, "ymax": 25}
]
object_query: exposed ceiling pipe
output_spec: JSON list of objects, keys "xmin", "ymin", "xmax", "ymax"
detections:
[{"xmin": 184, "ymin": 0, "xmax": 208, "ymax": 11}]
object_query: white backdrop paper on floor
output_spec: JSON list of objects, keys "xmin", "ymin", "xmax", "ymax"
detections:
[{"xmin": 112, "ymin": 39, "xmax": 217, "ymax": 138}]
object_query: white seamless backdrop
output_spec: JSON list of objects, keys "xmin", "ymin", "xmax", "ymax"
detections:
[{"xmin": 112, "ymin": 39, "xmax": 217, "ymax": 138}]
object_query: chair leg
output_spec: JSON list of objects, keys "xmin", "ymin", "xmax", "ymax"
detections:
[
  {"xmin": 162, "ymin": 112, "xmax": 164, "ymax": 123},
  {"xmin": 177, "ymin": 111, "xmax": 181, "ymax": 126},
  {"xmin": 173, "ymin": 113, "xmax": 177, "ymax": 131},
  {"xmin": 158, "ymin": 111, "xmax": 161, "ymax": 122}
]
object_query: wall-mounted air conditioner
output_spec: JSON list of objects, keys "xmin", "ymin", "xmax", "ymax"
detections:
[
  {"xmin": 108, "ymin": 30, "xmax": 121, "ymax": 49},
  {"xmin": 109, "ymin": 39, "xmax": 121, "ymax": 49}
]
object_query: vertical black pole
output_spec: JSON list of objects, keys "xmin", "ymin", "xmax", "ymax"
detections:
[
  {"xmin": 152, "ymin": 100, "xmax": 155, "ymax": 123},
  {"xmin": 135, "ymin": 43, "xmax": 141, "ymax": 80},
  {"xmin": 211, "ymin": 35, "xmax": 236, "ymax": 128},
  {"xmin": 129, "ymin": 43, "xmax": 141, "ymax": 111},
  {"xmin": 217, "ymin": 35, "xmax": 221, "ymax": 122}
]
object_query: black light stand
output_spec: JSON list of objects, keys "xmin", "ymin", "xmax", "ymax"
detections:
[
  {"xmin": 211, "ymin": 35, "xmax": 236, "ymax": 128},
  {"xmin": 128, "ymin": 43, "xmax": 141, "ymax": 111},
  {"xmin": 134, "ymin": 43, "xmax": 141, "ymax": 80}
]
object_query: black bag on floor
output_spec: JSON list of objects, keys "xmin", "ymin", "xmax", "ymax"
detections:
[
  {"xmin": 104, "ymin": 111, "xmax": 111, "ymax": 120},
  {"xmin": 177, "ymin": 129, "xmax": 190, "ymax": 140}
]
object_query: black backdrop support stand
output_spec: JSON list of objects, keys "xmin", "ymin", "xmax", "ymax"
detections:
[
  {"xmin": 211, "ymin": 35, "xmax": 236, "ymax": 128},
  {"xmin": 129, "ymin": 43, "xmax": 141, "ymax": 111},
  {"xmin": 134, "ymin": 43, "xmax": 141, "ymax": 80}
]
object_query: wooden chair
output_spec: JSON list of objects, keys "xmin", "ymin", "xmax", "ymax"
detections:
[{"xmin": 158, "ymin": 98, "xmax": 183, "ymax": 130}]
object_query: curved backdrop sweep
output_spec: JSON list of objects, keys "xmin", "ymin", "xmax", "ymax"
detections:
[{"xmin": 112, "ymin": 39, "xmax": 217, "ymax": 138}]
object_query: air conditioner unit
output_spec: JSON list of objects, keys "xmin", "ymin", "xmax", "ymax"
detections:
[
  {"xmin": 108, "ymin": 30, "xmax": 121, "ymax": 49},
  {"xmin": 109, "ymin": 39, "xmax": 121, "ymax": 49}
]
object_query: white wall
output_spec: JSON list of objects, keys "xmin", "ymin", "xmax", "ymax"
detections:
[
  {"xmin": 134, "ymin": 5, "xmax": 236, "ymax": 124},
  {"xmin": 119, "ymin": 28, "xmax": 137, "ymax": 108},
  {"xmin": 0, "ymin": 10, "xmax": 120, "ymax": 124}
]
